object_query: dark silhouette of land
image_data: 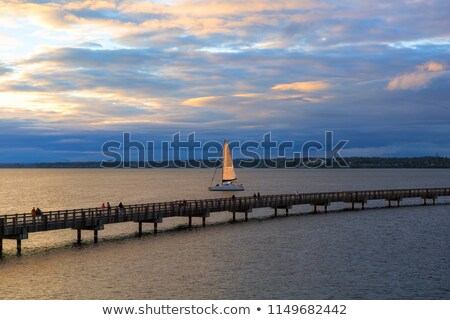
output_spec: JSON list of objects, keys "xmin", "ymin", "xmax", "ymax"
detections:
[{"xmin": 1, "ymin": 156, "xmax": 449, "ymax": 168}]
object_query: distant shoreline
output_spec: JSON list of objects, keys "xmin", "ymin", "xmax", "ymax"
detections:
[{"xmin": 1, "ymin": 156, "xmax": 449, "ymax": 169}]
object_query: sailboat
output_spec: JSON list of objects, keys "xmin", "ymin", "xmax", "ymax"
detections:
[{"xmin": 208, "ymin": 140, "xmax": 244, "ymax": 191}]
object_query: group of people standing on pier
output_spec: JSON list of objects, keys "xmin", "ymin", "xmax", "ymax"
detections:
[
  {"xmin": 100, "ymin": 201, "xmax": 125, "ymax": 215},
  {"xmin": 231, "ymin": 192, "xmax": 261, "ymax": 202},
  {"xmin": 30, "ymin": 207, "xmax": 42, "ymax": 219},
  {"xmin": 30, "ymin": 202, "xmax": 127, "ymax": 218},
  {"xmin": 101, "ymin": 202, "xmax": 112, "ymax": 213}
]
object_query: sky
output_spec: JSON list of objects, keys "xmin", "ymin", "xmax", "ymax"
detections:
[{"xmin": 0, "ymin": 0, "xmax": 449, "ymax": 162}]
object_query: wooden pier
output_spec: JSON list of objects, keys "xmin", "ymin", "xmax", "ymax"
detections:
[{"xmin": 1, "ymin": 187, "xmax": 449, "ymax": 256}]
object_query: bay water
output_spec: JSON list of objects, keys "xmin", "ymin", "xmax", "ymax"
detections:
[{"xmin": 0, "ymin": 168, "xmax": 449, "ymax": 299}]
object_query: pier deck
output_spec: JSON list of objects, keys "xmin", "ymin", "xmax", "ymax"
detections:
[{"xmin": 1, "ymin": 187, "xmax": 449, "ymax": 256}]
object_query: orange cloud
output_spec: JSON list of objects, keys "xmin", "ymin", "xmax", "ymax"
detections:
[
  {"xmin": 271, "ymin": 81, "xmax": 330, "ymax": 92},
  {"xmin": 387, "ymin": 61, "xmax": 446, "ymax": 91},
  {"xmin": 232, "ymin": 93, "xmax": 261, "ymax": 98},
  {"xmin": 181, "ymin": 96, "xmax": 222, "ymax": 107},
  {"xmin": 172, "ymin": 0, "xmax": 325, "ymax": 17},
  {"xmin": 65, "ymin": 0, "xmax": 117, "ymax": 11},
  {"xmin": 269, "ymin": 94, "xmax": 306, "ymax": 100},
  {"xmin": 417, "ymin": 61, "xmax": 445, "ymax": 72},
  {"xmin": 387, "ymin": 73, "xmax": 439, "ymax": 91}
]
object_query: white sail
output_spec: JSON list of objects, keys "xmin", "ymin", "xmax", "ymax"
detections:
[
  {"xmin": 222, "ymin": 140, "xmax": 236, "ymax": 182},
  {"xmin": 209, "ymin": 139, "xmax": 243, "ymax": 191}
]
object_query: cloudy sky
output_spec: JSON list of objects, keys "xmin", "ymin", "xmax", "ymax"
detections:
[{"xmin": 0, "ymin": 0, "xmax": 449, "ymax": 162}]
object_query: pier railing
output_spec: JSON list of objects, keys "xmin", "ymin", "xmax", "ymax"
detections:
[{"xmin": 1, "ymin": 187, "xmax": 450, "ymax": 255}]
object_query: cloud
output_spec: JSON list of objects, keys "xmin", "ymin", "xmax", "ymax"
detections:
[
  {"xmin": 0, "ymin": 63, "xmax": 12, "ymax": 75},
  {"xmin": 23, "ymin": 47, "xmax": 162, "ymax": 69},
  {"xmin": 181, "ymin": 96, "xmax": 222, "ymax": 107},
  {"xmin": 387, "ymin": 72, "xmax": 439, "ymax": 90},
  {"xmin": 417, "ymin": 61, "xmax": 445, "ymax": 72},
  {"xmin": 0, "ymin": 32, "xmax": 22, "ymax": 48},
  {"xmin": 64, "ymin": 1, "xmax": 117, "ymax": 11},
  {"xmin": 269, "ymin": 94, "xmax": 306, "ymax": 100},
  {"xmin": 79, "ymin": 42, "xmax": 103, "ymax": 48},
  {"xmin": 387, "ymin": 61, "xmax": 447, "ymax": 90},
  {"xmin": 232, "ymin": 93, "xmax": 261, "ymax": 98},
  {"xmin": 271, "ymin": 81, "xmax": 330, "ymax": 92}
]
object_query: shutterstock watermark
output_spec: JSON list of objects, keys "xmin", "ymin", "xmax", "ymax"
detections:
[{"xmin": 101, "ymin": 132, "xmax": 349, "ymax": 169}]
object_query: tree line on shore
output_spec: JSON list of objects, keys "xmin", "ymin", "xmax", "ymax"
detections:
[{"xmin": 1, "ymin": 156, "xmax": 450, "ymax": 168}]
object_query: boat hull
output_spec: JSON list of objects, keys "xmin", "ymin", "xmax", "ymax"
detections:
[{"xmin": 209, "ymin": 184, "xmax": 244, "ymax": 191}]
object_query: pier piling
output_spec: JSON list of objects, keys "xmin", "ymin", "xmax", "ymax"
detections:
[
  {"xmin": 77, "ymin": 229, "xmax": 81, "ymax": 244},
  {"xmin": 17, "ymin": 238, "xmax": 21, "ymax": 256},
  {"xmin": 0, "ymin": 218, "xmax": 3, "ymax": 257}
]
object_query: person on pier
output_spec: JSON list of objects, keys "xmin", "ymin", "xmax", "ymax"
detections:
[
  {"xmin": 31, "ymin": 207, "xmax": 36, "ymax": 218},
  {"xmin": 118, "ymin": 202, "xmax": 124, "ymax": 215},
  {"xmin": 36, "ymin": 207, "xmax": 42, "ymax": 220}
]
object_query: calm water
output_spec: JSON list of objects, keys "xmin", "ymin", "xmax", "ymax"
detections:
[{"xmin": 0, "ymin": 168, "xmax": 449, "ymax": 299}]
